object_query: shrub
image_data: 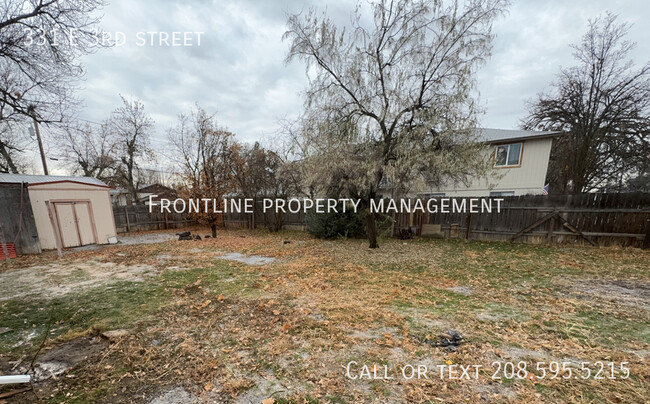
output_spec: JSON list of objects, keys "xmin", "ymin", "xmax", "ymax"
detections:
[{"xmin": 305, "ymin": 206, "xmax": 366, "ymax": 239}]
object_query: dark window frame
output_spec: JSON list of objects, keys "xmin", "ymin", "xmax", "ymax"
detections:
[{"xmin": 493, "ymin": 142, "xmax": 523, "ymax": 168}]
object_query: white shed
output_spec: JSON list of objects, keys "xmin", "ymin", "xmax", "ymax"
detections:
[{"xmin": 0, "ymin": 174, "xmax": 117, "ymax": 250}]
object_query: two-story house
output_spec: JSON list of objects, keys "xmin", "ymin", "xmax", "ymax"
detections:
[{"xmin": 424, "ymin": 128, "xmax": 563, "ymax": 197}]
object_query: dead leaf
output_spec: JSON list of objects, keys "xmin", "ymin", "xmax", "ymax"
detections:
[
  {"xmin": 261, "ymin": 399, "xmax": 275, "ymax": 404},
  {"xmin": 204, "ymin": 381, "xmax": 213, "ymax": 391}
]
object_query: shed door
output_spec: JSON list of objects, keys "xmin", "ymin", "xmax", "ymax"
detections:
[
  {"xmin": 56, "ymin": 203, "xmax": 80, "ymax": 248},
  {"xmin": 75, "ymin": 204, "xmax": 95, "ymax": 246},
  {"xmin": 53, "ymin": 201, "xmax": 97, "ymax": 248}
]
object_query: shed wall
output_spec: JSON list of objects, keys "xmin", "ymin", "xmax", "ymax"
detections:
[
  {"xmin": 28, "ymin": 182, "xmax": 116, "ymax": 250},
  {"xmin": 0, "ymin": 183, "xmax": 41, "ymax": 254}
]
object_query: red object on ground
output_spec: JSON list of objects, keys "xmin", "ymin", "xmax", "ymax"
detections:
[{"xmin": 0, "ymin": 243, "xmax": 17, "ymax": 259}]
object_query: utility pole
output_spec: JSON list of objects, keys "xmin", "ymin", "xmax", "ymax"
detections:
[{"xmin": 29, "ymin": 108, "xmax": 48, "ymax": 175}]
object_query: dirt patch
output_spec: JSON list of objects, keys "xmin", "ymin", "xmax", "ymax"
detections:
[
  {"xmin": 6, "ymin": 337, "xmax": 108, "ymax": 381},
  {"xmin": 476, "ymin": 311, "xmax": 514, "ymax": 323},
  {"xmin": 232, "ymin": 371, "xmax": 284, "ymax": 403},
  {"xmin": 117, "ymin": 233, "xmax": 177, "ymax": 245},
  {"xmin": 215, "ymin": 252, "xmax": 275, "ymax": 266},
  {"xmin": 497, "ymin": 346, "xmax": 552, "ymax": 362},
  {"xmin": 0, "ymin": 260, "xmax": 156, "ymax": 300},
  {"xmin": 472, "ymin": 383, "xmax": 518, "ymax": 401},
  {"xmin": 149, "ymin": 386, "xmax": 199, "ymax": 404},
  {"xmin": 394, "ymin": 307, "xmax": 451, "ymax": 330},
  {"xmin": 347, "ymin": 326, "xmax": 400, "ymax": 340},
  {"xmin": 447, "ymin": 286, "xmax": 473, "ymax": 296},
  {"xmin": 559, "ymin": 278, "xmax": 650, "ymax": 311}
]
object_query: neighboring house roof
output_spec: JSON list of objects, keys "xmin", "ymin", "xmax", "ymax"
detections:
[
  {"xmin": 137, "ymin": 184, "xmax": 178, "ymax": 204},
  {"xmin": 477, "ymin": 128, "xmax": 562, "ymax": 143},
  {"xmin": 110, "ymin": 187, "xmax": 130, "ymax": 195},
  {"xmin": 137, "ymin": 183, "xmax": 176, "ymax": 193},
  {"xmin": 0, "ymin": 173, "xmax": 109, "ymax": 188}
]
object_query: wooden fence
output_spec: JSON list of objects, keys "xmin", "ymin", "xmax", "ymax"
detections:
[
  {"xmin": 396, "ymin": 193, "xmax": 650, "ymax": 247},
  {"xmin": 223, "ymin": 200, "xmax": 307, "ymax": 230},
  {"xmin": 113, "ymin": 205, "xmax": 196, "ymax": 233},
  {"xmin": 115, "ymin": 193, "xmax": 650, "ymax": 247}
]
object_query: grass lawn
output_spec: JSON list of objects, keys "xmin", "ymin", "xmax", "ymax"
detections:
[{"xmin": 0, "ymin": 229, "xmax": 648, "ymax": 403}]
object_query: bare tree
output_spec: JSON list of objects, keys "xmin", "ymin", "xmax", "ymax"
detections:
[
  {"xmin": 57, "ymin": 122, "xmax": 116, "ymax": 181},
  {"xmin": 0, "ymin": 121, "xmax": 31, "ymax": 173},
  {"xmin": 0, "ymin": 0, "xmax": 107, "ymax": 123},
  {"xmin": 284, "ymin": 0, "xmax": 506, "ymax": 248},
  {"xmin": 169, "ymin": 106, "xmax": 236, "ymax": 237},
  {"xmin": 230, "ymin": 141, "xmax": 302, "ymax": 231},
  {"xmin": 109, "ymin": 96, "xmax": 154, "ymax": 204},
  {"xmin": 524, "ymin": 13, "xmax": 650, "ymax": 193},
  {"xmin": 0, "ymin": 0, "xmax": 107, "ymax": 172}
]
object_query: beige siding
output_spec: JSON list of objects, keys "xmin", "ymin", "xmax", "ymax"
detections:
[
  {"xmin": 28, "ymin": 182, "xmax": 117, "ymax": 250},
  {"xmin": 428, "ymin": 138, "xmax": 553, "ymax": 197}
]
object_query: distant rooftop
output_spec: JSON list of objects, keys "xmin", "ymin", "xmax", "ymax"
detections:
[
  {"xmin": 477, "ymin": 128, "xmax": 562, "ymax": 143},
  {"xmin": 0, "ymin": 173, "xmax": 109, "ymax": 187}
]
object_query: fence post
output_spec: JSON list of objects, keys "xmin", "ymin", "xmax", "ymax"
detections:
[
  {"xmin": 251, "ymin": 197, "xmax": 255, "ymax": 230},
  {"xmin": 643, "ymin": 219, "xmax": 650, "ymax": 250},
  {"xmin": 546, "ymin": 211, "xmax": 555, "ymax": 243},
  {"xmin": 124, "ymin": 205, "xmax": 131, "ymax": 233}
]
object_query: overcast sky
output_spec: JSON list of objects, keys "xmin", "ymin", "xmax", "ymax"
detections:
[{"xmin": 52, "ymin": 0, "xmax": 649, "ymax": 167}]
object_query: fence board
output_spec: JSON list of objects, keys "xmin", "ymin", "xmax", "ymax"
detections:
[
  {"xmin": 113, "ymin": 205, "xmax": 197, "ymax": 233},
  {"xmin": 409, "ymin": 193, "xmax": 650, "ymax": 247}
]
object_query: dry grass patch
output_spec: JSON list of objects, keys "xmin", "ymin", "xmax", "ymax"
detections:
[{"xmin": 0, "ymin": 229, "xmax": 648, "ymax": 403}]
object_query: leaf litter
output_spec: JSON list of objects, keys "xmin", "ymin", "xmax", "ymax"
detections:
[{"xmin": 0, "ymin": 228, "xmax": 648, "ymax": 403}]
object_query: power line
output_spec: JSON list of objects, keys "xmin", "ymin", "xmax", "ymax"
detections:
[{"xmin": 76, "ymin": 118, "xmax": 103, "ymax": 126}]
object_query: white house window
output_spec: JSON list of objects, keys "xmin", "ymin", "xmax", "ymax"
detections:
[{"xmin": 494, "ymin": 143, "xmax": 522, "ymax": 167}]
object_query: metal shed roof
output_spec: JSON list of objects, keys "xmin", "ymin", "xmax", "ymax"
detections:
[
  {"xmin": 0, "ymin": 173, "xmax": 109, "ymax": 187},
  {"xmin": 477, "ymin": 128, "xmax": 562, "ymax": 143}
]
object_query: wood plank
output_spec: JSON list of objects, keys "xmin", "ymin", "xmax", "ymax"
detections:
[{"xmin": 510, "ymin": 211, "xmax": 557, "ymax": 242}]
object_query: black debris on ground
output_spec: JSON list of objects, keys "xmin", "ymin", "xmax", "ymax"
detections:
[{"xmin": 423, "ymin": 329, "xmax": 464, "ymax": 350}]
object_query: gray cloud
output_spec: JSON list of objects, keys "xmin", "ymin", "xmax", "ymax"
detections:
[{"xmin": 75, "ymin": 0, "xmax": 650, "ymax": 147}]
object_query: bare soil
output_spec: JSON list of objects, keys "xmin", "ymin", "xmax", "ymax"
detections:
[{"xmin": 0, "ymin": 261, "xmax": 156, "ymax": 301}]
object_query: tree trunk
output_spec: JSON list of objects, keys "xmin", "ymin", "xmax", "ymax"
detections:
[
  {"xmin": 366, "ymin": 212, "xmax": 379, "ymax": 249},
  {"xmin": 0, "ymin": 142, "xmax": 18, "ymax": 173},
  {"xmin": 211, "ymin": 223, "xmax": 217, "ymax": 238}
]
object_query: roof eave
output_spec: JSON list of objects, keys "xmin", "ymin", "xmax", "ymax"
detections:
[
  {"xmin": 27, "ymin": 180, "xmax": 111, "ymax": 189},
  {"xmin": 483, "ymin": 131, "xmax": 566, "ymax": 144}
]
